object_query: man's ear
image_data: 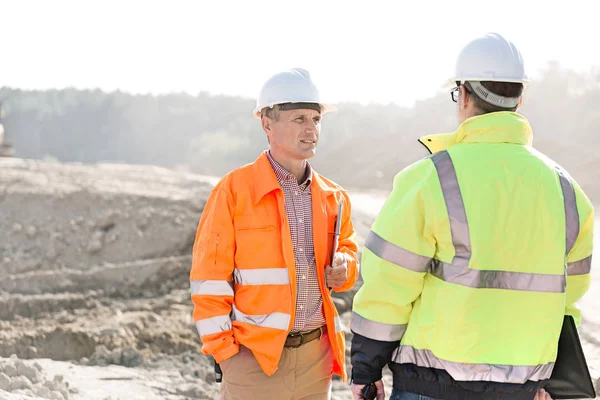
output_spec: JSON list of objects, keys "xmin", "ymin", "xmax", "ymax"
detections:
[
  {"xmin": 459, "ymin": 85, "xmax": 469, "ymax": 110},
  {"xmin": 517, "ymin": 96, "xmax": 524, "ymax": 110},
  {"xmin": 262, "ymin": 116, "xmax": 273, "ymax": 143},
  {"xmin": 261, "ymin": 115, "xmax": 272, "ymax": 134}
]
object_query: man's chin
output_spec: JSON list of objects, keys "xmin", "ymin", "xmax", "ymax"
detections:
[{"xmin": 299, "ymin": 148, "xmax": 317, "ymax": 159}]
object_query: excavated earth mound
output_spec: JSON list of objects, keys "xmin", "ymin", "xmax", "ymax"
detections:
[{"xmin": 1, "ymin": 157, "xmax": 598, "ymax": 399}]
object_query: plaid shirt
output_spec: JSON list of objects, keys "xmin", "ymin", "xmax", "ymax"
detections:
[{"xmin": 266, "ymin": 150, "xmax": 327, "ymax": 333}]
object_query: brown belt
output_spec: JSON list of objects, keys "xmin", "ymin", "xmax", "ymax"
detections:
[{"xmin": 284, "ymin": 325, "xmax": 328, "ymax": 348}]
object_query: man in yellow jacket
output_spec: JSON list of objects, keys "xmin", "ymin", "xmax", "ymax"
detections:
[
  {"xmin": 190, "ymin": 68, "xmax": 359, "ymax": 399},
  {"xmin": 350, "ymin": 33, "xmax": 593, "ymax": 400}
]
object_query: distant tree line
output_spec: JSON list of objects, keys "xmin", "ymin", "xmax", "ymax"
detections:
[{"xmin": 1, "ymin": 61, "xmax": 598, "ymax": 202}]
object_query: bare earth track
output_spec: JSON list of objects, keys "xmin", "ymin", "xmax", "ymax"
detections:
[{"xmin": 1, "ymin": 158, "xmax": 598, "ymax": 399}]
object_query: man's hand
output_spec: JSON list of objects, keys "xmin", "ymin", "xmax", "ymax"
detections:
[
  {"xmin": 325, "ymin": 252, "xmax": 347, "ymax": 289},
  {"xmin": 351, "ymin": 380, "xmax": 385, "ymax": 400},
  {"xmin": 534, "ymin": 388, "xmax": 553, "ymax": 400}
]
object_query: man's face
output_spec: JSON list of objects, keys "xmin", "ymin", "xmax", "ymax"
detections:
[{"xmin": 265, "ymin": 108, "xmax": 322, "ymax": 161}]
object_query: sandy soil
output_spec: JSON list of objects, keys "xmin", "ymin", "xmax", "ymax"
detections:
[{"xmin": 1, "ymin": 157, "xmax": 597, "ymax": 399}]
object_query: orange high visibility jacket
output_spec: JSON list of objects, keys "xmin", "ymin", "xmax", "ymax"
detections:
[{"xmin": 190, "ymin": 151, "xmax": 359, "ymax": 380}]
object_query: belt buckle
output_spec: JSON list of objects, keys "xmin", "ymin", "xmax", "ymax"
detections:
[{"xmin": 287, "ymin": 331, "xmax": 305, "ymax": 348}]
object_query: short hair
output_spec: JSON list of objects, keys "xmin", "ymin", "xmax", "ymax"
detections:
[
  {"xmin": 462, "ymin": 81, "xmax": 524, "ymax": 114},
  {"xmin": 260, "ymin": 104, "xmax": 281, "ymax": 121}
]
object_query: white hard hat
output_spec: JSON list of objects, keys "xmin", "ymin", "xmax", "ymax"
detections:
[
  {"xmin": 445, "ymin": 32, "xmax": 528, "ymax": 88},
  {"xmin": 253, "ymin": 68, "xmax": 336, "ymax": 119}
]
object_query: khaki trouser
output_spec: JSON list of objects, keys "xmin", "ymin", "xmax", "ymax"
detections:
[{"xmin": 219, "ymin": 334, "xmax": 334, "ymax": 400}]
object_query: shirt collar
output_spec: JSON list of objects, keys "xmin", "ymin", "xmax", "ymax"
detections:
[{"xmin": 266, "ymin": 150, "xmax": 312, "ymax": 188}]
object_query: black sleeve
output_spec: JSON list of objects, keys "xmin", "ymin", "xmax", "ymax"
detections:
[{"xmin": 350, "ymin": 331, "xmax": 399, "ymax": 384}]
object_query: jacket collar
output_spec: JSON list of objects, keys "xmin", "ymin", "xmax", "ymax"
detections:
[
  {"xmin": 419, "ymin": 112, "xmax": 533, "ymax": 154},
  {"xmin": 252, "ymin": 151, "xmax": 340, "ymax": 204}
]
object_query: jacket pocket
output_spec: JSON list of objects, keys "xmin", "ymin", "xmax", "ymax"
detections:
[
  {"xmin": 234, "ymin": 215, "xmax": 281, "ymax": 269},
  {"xmin": 236, "ymin": 225, "xmax": 274, "ymax": 233},
  {"xmin": 235, "ymin": 215, "xmax": 276, "ymax": 232},
  {"xmin": 213, "ymin": 234, "xmax": 220, "ymax": 266}
]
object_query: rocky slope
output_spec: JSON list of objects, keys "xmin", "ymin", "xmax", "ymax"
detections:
[{"xmin": 1, "ymin": 157, "xmax": 597, "ymax": 400}]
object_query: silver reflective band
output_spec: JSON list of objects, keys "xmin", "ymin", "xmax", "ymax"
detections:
[
  {"xmin": 351, "ymin": 312, "xmax": 407, "ymax": 342},
  {"xmin": 365, "ymin": 231, "xmax": 432, "ymax": 273},
  {"xmin": 334, "ymin": 315, "xmax": 343, "ymax": 333},
  {"xmin": 432, "ymin": 151, "xmax": 471, "ymax": 269},
  {"xmin": 232, "ymin": 305, "xmax": 290, "ymax": 331},
  {"xmin": 196, "ymin": 315, "xmax": 232, "ymax": 336},
  {"xmin": 431, "ymin": 262, "xmax": 565, "ymax": 293},
  {"xmin": 430, "ymin": 151, "xmax": 572, "ymax": 293},
  {"xmin": 190, "ymin": 280, "xmax": 233, "ymax": 296},
  {"xmin": 469, "ymin": 81, "xmax": 520, "ymax": 108},
  {"xmin": 234, "ymin": 268, "xmax": 290, "ymax": 285},
  {"xmin": 557, "ymin": 168, "xmax": 580, "ymax": 255},
  {"xmin": 392, "ymin": 345, "xmax": 554, "ymax": 383},
  {"xmin": 567, "ymin": 256, "xmax": 592, "ymax": 276}
]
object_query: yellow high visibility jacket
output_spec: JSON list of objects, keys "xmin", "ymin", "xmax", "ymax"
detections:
[{"xmin": 351, "ymin": 112, "xmax": 593, "ymax": 394}]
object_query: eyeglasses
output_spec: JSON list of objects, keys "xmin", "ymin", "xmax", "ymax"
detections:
[
  {"xmin": 451, "ymin": 86, "xmax": 460, "ymax": 102},
  {"xmin": 451, "ymin": 84, "xmax": 472, "ymax": 102}
]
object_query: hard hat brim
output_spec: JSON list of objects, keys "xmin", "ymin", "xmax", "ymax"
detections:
[
  {"xmin": 442, "ymin": 77, "xmax": 530, "ymax": 89},
  {"xmin": 253, "ymin": 102, "xmax": 337, "ymax": 119}
]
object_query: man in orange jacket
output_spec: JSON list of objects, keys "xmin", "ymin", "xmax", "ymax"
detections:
[{"xmin": 190, "ymin": 68, "xmax": 359, "ymax": 400}]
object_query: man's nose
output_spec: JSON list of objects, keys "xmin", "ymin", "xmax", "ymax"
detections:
[{"xmin": 306, "ymin": 120, "xmax": 319, "ymax": 133}]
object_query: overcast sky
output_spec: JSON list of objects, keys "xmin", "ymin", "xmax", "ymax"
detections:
[{"xmin": 1, "ymin": 0, "xmax": 598, "ymax": 107}]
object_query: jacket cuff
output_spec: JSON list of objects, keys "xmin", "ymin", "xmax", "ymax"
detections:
[
  {"xmin": 351, "ymin": 369, "xmax": 383, "ymax": 385},
  {"xmin": 212, "ymin": 343, "xmax": 240, "ymax": 364}
]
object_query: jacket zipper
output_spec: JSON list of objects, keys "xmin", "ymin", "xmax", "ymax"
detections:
[
  {"xmin": 214, "ymin": 234, "xmax": 220, "ymax": 266},
  {"xmin": 236, "ymin": 226, "xmax": 274, "ymax": 232}
]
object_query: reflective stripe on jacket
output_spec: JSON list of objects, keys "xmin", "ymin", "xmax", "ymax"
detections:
[
  {"xmin": 191, "ymin": 151, "xmax": 359, "ymax": 380},
  {"xmin": 351, "ymin": 112, "xmax": 594, "ymax": 385}
]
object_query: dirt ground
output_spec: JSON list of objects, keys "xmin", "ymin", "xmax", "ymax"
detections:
[{"xmin": 1, "ymin": 157, "xmax": 598, "ymax": 399}]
